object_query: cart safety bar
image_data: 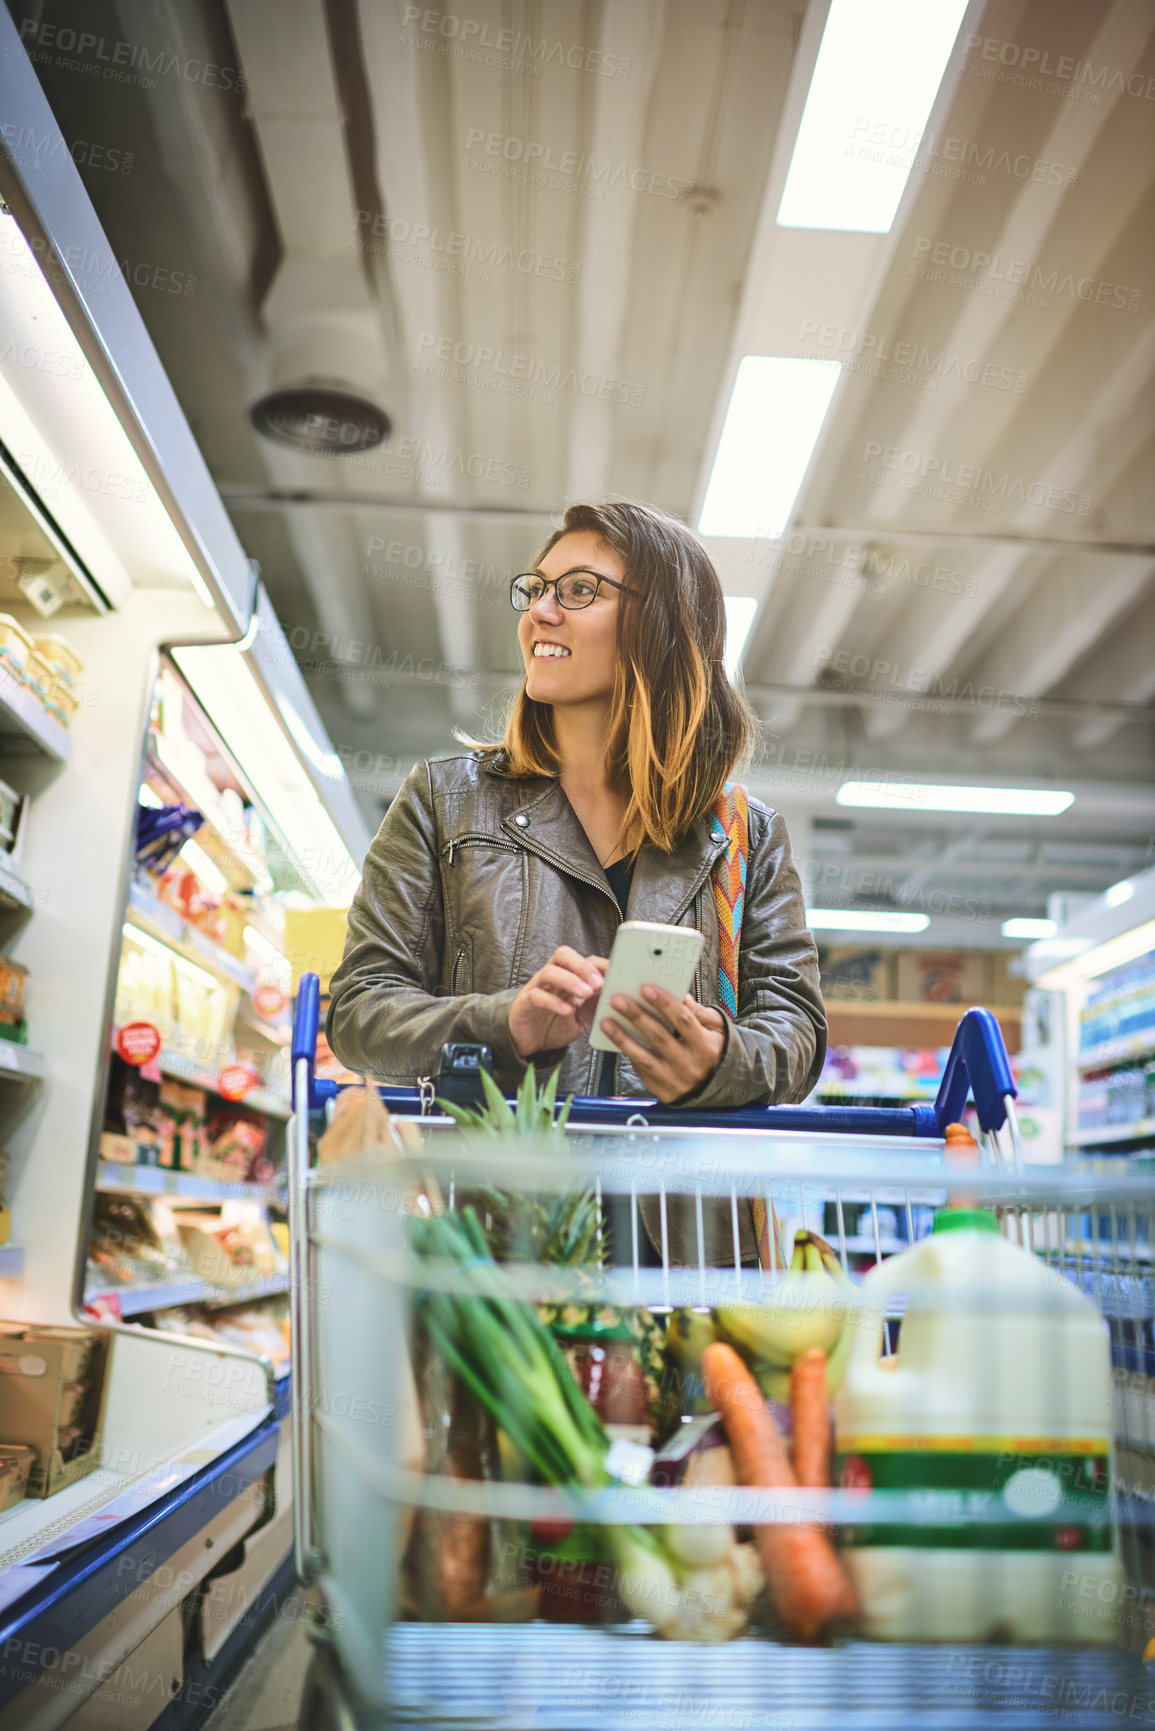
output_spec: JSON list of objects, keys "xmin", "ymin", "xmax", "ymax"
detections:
[{"xmin": 291, "ymin": 977, "xmax": 1015, "ymax": 1136}]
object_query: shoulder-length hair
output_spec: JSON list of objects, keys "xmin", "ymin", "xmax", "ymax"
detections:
[{"xmin": 478, "ymin": 500, "xmax": 757, "ymax": 855}]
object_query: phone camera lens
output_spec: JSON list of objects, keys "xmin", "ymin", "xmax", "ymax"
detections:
[{"xmin": 654, "ymin": 947, "xmax": 663, "ymax": 957}]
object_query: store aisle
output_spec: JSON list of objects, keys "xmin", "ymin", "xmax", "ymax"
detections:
[{"xmin": 199, "ymin": 1585, "xmax": 312, "ymax": 1731}]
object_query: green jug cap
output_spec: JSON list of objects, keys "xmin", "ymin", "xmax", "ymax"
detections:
[{"xmin": 932, "ymin": 1207, "xmax": 1000, "ymax": 1235}]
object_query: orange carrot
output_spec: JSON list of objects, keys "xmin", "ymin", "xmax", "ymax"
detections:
[
  {"xmin": 790, "ymin": 1348, "xmax": 831, "ymax": 1489},
  {"xmin": 702, "ymin": 1341, "xmax": 858, "ymax": 1642}
]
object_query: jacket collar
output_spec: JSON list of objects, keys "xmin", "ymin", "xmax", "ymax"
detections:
[{"xmin": 491, "ymin": 764, "xmax": 727, "ymax": 923}]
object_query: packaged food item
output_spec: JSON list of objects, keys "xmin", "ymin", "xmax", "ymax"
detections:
[
  {"xmin": 158, "ymin": 1081, "xmax": 206, "ymax": 1172},
  {"xmin": 203, "ymin": 1107, "xmax": 269, "ymax": 1182},
  {"xmin": 0, "ymin": 956, "xmax": 27, "ymax": 1025},
  {"xmin": 820, "ymin": 947, "xmax": 894, "ymax": 1003},
  {"xmin": 0, "ymin": 1325, "xmax": 110, "ymax": 1497},
  {"xmin": 0, "ymin": 615, "xmax": 33, "ymax": 678},
  {"xmin": 835, "ymin": 1209, "xmax": 1121, "ymax": 1641},
  {"xmin": 895, "ymin": 949, "xmax": 989, "ymax": 1005},
  {"xmin": 22, "ymin": 647, "xmax": 54, "ymax": 707},
  {"xmin": 0, "ymin": 1443, "xmax": 36, "ymax": 1511},
  {"xmin": 33, "ymin": 633, "xmax": 84, "ymax": 682}
]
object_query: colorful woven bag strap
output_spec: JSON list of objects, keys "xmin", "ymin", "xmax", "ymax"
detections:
[
  {"xmin": 710, "ymin": 781, "xmax": 748, "ymax": 1022},
  {"xmin": 710, "ymin": 783, "xmax": 785, "ymax": 1271}
]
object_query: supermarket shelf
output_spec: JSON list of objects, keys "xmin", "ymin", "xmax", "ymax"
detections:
[
  {"xmin": 91, "ymin": 1272, "xmax": 290, "ymax": 1316},
  {"xmin": 0, "ymin": 1244, "xmax": 24, "ymax": 1275},
  {"xmin": 1078, "ymin": 1030, "xmax": 1155, "ymax": 1071},
  {"xmin": 0, "ymin": 660, "xmax": 69, "ymax": 762},
  {"xmin": 1071, "ymin": 1118, "xmax": 1155, "ymax": 1147},
  {"xmin": 96, "ymin": 1161, "xmax": 283, "ymax": 1203},
  {"xmin": 126, "ymin": 881, "xmax": 257, "ymax": 993},
  {"xmin": 0, "ymin": 1041, "xmax": 45, "ymax": 1081},
  {"xmin": 0, "ymin": 863, "xmax": 34, "ymax": 913},
  {"xmin": 146, "ymin": 750, "xmax": 273, "ymax": 894},
  {"xmin": 151, "ymin": 1043, "xmax": 292, "ymax": 1120},
  {"xmin": 825, "ymin": 999, "xmax": 1022, "ymax": 1054}
]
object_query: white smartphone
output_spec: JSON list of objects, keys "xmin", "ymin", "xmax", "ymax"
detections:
[{"xmin": 588, "ymin": 921, "xmax": 706, "ymax": 1053}]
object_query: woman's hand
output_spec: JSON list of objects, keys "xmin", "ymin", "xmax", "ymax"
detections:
[
  {"xmin": 600, "ymin": 988, "xmax": 726, "ymax": 1104},
  {"xmin": 509, "ymin": 947, "xmax": 609, "ymax": 1061}
]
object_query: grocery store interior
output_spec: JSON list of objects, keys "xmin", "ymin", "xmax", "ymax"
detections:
[{"xmin": 0, "ymin": 0, "xmax": 1153, "ymax": 1725}]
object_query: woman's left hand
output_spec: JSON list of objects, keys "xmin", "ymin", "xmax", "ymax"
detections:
[{"xmin": 600, "ymin": 988, "xmax": 726, "ymax": 1104}]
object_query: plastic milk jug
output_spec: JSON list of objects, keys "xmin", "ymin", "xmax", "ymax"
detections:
[{"xmin": 834, "ymin": 1208, "xmax": 1122, "ymax": 1642}]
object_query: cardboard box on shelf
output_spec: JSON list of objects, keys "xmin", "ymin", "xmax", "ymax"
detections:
[
  {"xmin": 895, "ymin": 949, "xmax": 991, "ymax": 1006},
  {"xmin": 0, "ymin": 1325, "xmax": 110, "ymax": 1497},
  {"xmin": 819, "ymin": 947, "xmax": 895, "ymax": 1003},
  {"xmin": 0, "ymin": 1443, "xmax": 36, "ymax": 1512}
]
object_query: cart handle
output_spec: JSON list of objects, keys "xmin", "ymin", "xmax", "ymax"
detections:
[
  {"xmin": 930, "ymin": 1005, "xmax": 1017, "ymax": 1135},
  {"xmin": 291, "ymin": 971, "xmax": 321, "ymax": 1110}
]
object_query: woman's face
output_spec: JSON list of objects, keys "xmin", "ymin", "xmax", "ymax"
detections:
[{"xmin": 517, "ymin": 530, "xmax": 626, "ymax": 709}]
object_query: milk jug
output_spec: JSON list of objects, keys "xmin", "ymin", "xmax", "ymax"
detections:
[{"xmin": 834, "ymin": 1208, "xmax": 1122, "ymax": 1642}]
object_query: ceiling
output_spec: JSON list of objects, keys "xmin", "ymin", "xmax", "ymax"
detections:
[{"xmin": 12, "ymin": 0, "xmax": 1155, "ymax": 944}]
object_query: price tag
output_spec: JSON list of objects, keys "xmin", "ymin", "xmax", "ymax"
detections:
[
  {"xmin": 116, "ymin": 1023, "xmax": 162, "ymax": 1067},
  {"xmin": 217, "ymin": 1063, "xmax": 257, "ymax": 1102},
  {"xmin": 252, "ymin": 983, "xmax": 288, "ymax": 1019}
]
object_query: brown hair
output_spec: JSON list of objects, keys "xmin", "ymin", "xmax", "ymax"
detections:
[{"xmin": 478, "ymin": 500, "xmax": 756, "ymax": 854}]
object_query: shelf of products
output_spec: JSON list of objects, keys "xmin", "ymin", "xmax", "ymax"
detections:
[
  {"xmin": 824, "ymin": 999, "xmax": 1022, "ymax": 1053},
  {"xmin": 126, "ymin": 881, "xmax": 257, "ymax": 995},
  {"xmin": 0, "ymin": 863, "xmax": 34, "ymax": 913},
  {"xmin": 1072, "ymin": 1118, "xmax": 1155, "ymax": 1148},
  {"xmin": 96, "ymin": 1161, "xmax": 283, "ymax": 1204},
  {"xmin": 92, "ymin": 1272, "xmax": 290, "ymax": 1318},
  {"xmin": 0, "ymin": 658, "xmax": 70, "ymax": 763},
  {"xmin": 1073, "ymin": 949, "xmax": 1155, "ymax": 1149},
  {"xmin": 151, "ymin": 1044, "xmax": 291, "ymax": 1119}
]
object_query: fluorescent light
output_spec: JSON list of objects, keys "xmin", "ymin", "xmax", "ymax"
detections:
[
  {"xmin": 699, "ymin": 357, "xmax": 840, "ymax": 538},
  {"xmin": 837, "ymin": 781, "xmax": 1075, "ymax": 816},
  {"xmin": 0, "ymin": 214, "xmax": 215, "ymax": 609},
  {"xmin": 1002, "ymin": 918, "xmax": 1056, "ymax": 940},
  {"xmin": 178, "ymin": 838, "xmax": 230, "ymax": 898},
  {"xmin": 807, "ymin": 908, "xmax": 930, "ymax": 933},
  {"xmin": 122, "ymin": 923, "xmax": 218, "ymax": 990},
  {"xmin": 723, "ymin": 597, "xmax": 758, "ymax": 680},
  {"xmin": 1104, "ymin": 879, "xmax": 1135, "ymax": 909},
  {"xmin": 1035, "ymin": 921, "xmax": 1155, "ymax": 991},
  {"xmin": 777, "ymin": 0, "xmax": 970, "ymax": 232}
]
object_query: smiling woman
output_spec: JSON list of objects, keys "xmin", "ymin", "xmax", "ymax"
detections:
[{"xmin": 326, "ymin": 500, "xmax": 826, "ymax": 1255}]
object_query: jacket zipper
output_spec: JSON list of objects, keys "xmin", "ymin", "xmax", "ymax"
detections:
[
  {"xmin": 441, "ymin": 833, "xmax": 520, "ymax": 867},
  {"xmin": 502, "ymin": 828, "xmax": 622, "ymax": 910}
]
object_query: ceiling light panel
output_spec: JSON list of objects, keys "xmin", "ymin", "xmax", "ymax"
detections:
[{"xmin": 699, "ymin": 357, "xmax": 840, "ymax": 538}]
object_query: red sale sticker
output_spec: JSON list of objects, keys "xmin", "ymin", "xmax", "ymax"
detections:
[
  {"xmin": 116, "ymin": 1022, "xmax": 162, "ymax": 1066},
  {"xmin": 217, "ymin": 1063, "xmax": 257, "ymax": 1102},
  {"xmin": 252, "ymin": 983, "xmax": 288, "ymax": 1019}
]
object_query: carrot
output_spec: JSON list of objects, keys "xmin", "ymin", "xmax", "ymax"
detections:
[
  {"xmin": 790, "ymin": 1348, "xmax": 831, "ymax": 1488},
  {"xmin": 702, "ymin": 1341, "xmax": 858, "ymax": 1642}
]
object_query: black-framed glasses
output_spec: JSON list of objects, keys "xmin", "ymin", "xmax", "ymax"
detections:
[{"xmin": 509, "ymin": 568, "xmax": 636, "ymax": 611}]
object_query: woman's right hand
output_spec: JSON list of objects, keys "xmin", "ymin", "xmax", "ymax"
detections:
[{"xmin": 509, "ymin": 947, "xmax": 609, "ymax": 1061}]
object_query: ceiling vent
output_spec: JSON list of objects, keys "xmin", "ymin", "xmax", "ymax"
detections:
[{"xmin": 248, "ymin": 386, "xmax": 391, "ymax": 456}]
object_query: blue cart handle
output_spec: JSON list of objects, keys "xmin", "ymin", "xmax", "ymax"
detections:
[
  {"xmin": 291, "ymin": 975, "xmax": 1016, "ymax": 1135},
  {"xmin": 291, "ymin": 973, "xmax": 321, "ymax": 1110},
  {"xmin": 931, "ymin": 1005, "xmax": 1017, "ymax": 1134}
]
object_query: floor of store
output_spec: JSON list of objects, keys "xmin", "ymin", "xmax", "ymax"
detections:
[{"xmin": 200, "ymin": 1585, "xmax": 312, "ymax": 1731}]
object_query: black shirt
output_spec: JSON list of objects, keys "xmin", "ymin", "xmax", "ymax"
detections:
[{"xmin": 596, "ymin": 857, "xmax": 635, "ymax": 1096}]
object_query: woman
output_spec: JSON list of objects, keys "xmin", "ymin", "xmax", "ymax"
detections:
[{"xmin": 327, "ymin": 501, "xmax": 826, "ymax": 1251}]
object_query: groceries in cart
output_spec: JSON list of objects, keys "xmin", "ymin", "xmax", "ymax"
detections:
[{"xmin": 304, "ymin": 1048, "xmax": 1124, "ymax": 1651}]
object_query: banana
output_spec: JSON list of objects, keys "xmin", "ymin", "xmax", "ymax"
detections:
[
  {"xmin": 715, "ymin": 1231, "xmax": 853, "ymax": 1377},
  {"xmin": 665, "ymin": 1307, "xmax": 718, "ymax": 1372}
]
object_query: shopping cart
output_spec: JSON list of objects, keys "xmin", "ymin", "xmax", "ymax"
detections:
[{"xmin": 286, "ymin": 977, "xmax": 1155, "ymax": 1730}]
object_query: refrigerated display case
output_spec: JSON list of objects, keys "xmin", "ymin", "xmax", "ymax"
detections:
[
  {"xmin": 0, "ymin": 23, "xmax": 368, "ymax": 1725},
  {"xmin": 1024, "ymin": 867, "xmax": 1155, "ymax": 1161}
]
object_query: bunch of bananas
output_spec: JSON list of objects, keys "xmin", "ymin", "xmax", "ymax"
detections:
[{"xmin": 666, "ymin": 1230, "xmax": 855, "ymax": 1405}]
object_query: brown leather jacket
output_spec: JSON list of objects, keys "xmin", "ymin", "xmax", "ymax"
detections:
[{"xmin": 327, "ymin": 751, "xmax": 827, "ymax": 1256}]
